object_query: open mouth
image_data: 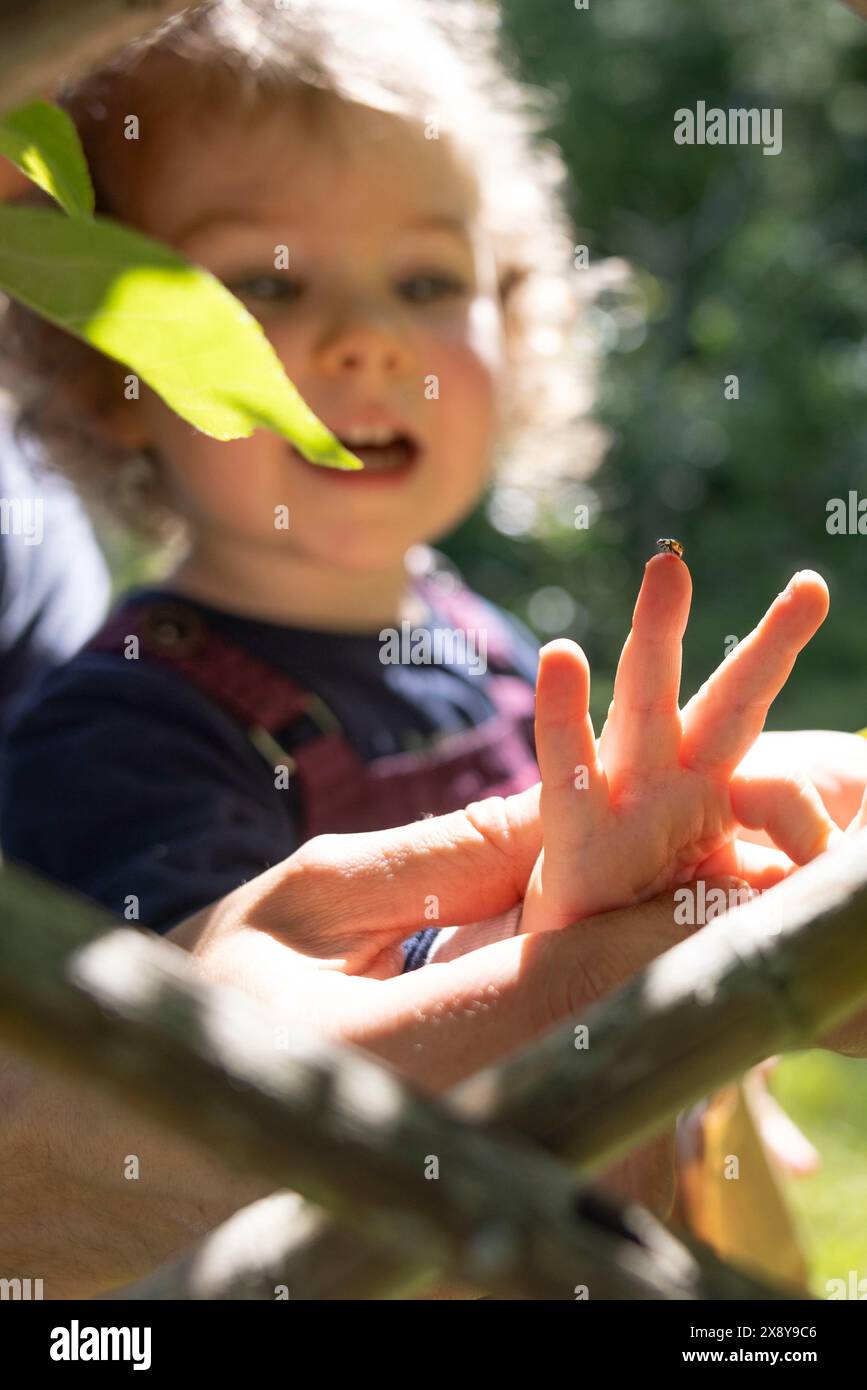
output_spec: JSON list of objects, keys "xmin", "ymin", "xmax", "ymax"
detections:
[
  {"xmin": 290, "ymin": 425, "xmax": 421, "ymax": 481},
  {"xmin": 342, "ymin": 435, "xmax": 418, "ymax": 473}
]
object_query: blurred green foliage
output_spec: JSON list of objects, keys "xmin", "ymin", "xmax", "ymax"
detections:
[
  {"xmin": 773, "ymin": 1051, "xmax": 867, "ymax": 1294},
  {"xmin": 444, "ymin": 0, "xmax": 867, "ymax": 731}
]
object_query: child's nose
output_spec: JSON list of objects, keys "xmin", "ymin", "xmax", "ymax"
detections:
[{"xmin": 314, "ymin": 313, "xmax": 414, "ymax": 380}]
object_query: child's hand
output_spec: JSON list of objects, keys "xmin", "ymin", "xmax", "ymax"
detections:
[{"xmin": 521, "ymin": 554, "xmax": 837, "ymax": 935}]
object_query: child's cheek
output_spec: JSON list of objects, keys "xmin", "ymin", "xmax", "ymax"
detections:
[
  {"xmin": 162, "ymin": 441, "xmax": 259, "ymax": 526},
  {"xmin": 425, "ymin": 301, "xmax": 504, "ymax": 443},
  {"xmin": 141, "ymin": 396, "xmax": 270, "ymax": 527}
]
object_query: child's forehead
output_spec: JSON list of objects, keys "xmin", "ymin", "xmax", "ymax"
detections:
[{"xmin": 120, "ymin": 91, "xmax": 480, "ymax": 250}]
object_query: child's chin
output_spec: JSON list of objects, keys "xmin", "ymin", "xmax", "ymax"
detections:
[{"xmin": 302, "ymin": 525, "xmax": 417, "ymax": 572}]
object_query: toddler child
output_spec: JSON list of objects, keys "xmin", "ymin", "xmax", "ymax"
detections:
[
  {"xmin": 0, "ymin": 0, "xmax": 864, "ymax": 974},
  {"xmin": 5, "ymin": 1, "xmax": 867, "ymax": 1295}
]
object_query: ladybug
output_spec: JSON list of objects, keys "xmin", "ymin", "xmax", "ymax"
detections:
[{"xmin": 656, "ymin": 537, "xmax": 684, "ymax": 558}]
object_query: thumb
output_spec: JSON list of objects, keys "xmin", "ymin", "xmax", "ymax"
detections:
[{"xmin": 242, "ymin": 783, "xmax": 542, "ymax": 946}]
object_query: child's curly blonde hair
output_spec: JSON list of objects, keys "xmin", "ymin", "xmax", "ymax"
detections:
[{"xmin": 0, "ymin": 0, "xmax": 602, "ymax": 543}]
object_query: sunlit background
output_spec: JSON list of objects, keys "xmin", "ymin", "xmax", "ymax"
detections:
[
  {"xmin": 444, "ymin": 0, "xmax": 867, "ymax": 737},
  {"xmin": 445, "ymin": 4, "xmax": 867, "ymax": 1291}
]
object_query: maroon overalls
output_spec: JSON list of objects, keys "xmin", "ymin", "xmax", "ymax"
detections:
[{"xmin": 86, "ymin": 578, "xmax": 539, "ymax": 856}]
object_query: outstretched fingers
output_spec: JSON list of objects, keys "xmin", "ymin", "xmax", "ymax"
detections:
[
  {"xmin": 680, "ymin": 571, "xmax": 829, "ymax": 778},
  {"xmin": 534, "ymin": 639, "xmax": 607, "ymax": 854},
  {"xmin": 598, "ymin": 552, "xmax": 691, "ymax": 789}
]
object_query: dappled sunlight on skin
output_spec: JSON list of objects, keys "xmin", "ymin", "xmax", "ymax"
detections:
[
  {"xmin": 521, "ymin": 559, "xmax": 835, "ymax": 937},
  {"xmin": 115, "ymin": 530, "xmax": 866, "ymax": 1250},
  {"xmin": 98, "ymin": 94, "xmax": 506, "ymax": 627},
  {"xmin": 356, "ymin": 886, "xmax": 719, "ymax": 1098},
  {"xmin": 736, "ymin": 731, "xmax": 867, "ymax": 842}
]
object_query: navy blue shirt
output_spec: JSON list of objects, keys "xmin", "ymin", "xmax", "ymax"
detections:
[
  {"xmin": 0, "ymin": 575, "xmax": 539, "ymax": 947},
  {"xmin": 0, "ymin": 424, "xmax": 110, "ymax": 731}
]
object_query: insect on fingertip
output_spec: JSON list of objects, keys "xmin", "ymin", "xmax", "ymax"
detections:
[{"xmin": 655, "ymin": 537, "xmax": 685, "ymax": 560}]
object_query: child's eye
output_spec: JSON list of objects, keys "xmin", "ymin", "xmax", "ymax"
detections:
[
  {"xmin": 396, "ymin": 273, "xmax": 468, "ymax": 304},
  {"xmin": 225, "ymin": 274, "xmax": 304, "ymax": 305}
]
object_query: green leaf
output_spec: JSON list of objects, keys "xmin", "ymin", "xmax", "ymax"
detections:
[
  {"xmin": 0, "ymin": 206, "xmax": 362, "ymax": 467},
  {"xmin": 0, "ymin": 101, "xmax": 94, "ymax": 218}
]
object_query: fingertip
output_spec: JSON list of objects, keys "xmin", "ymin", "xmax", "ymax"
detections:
[
  {"xmin": 636, "ymin": 551, "xmax": 692, "ymax": 625},
  {"xmin": 708, "ymin": 875, "xmax": 751, "ymax": 892},
  {"xmin": 540, "ymin": 637, "xmax": 585, "ymax": 659},
  {"xmin": 702, "ymin": 875, "xmax": 760, "ymax": 903},
  {"xmin": 792, "ymin": 568, "xmax": 827, "ymax": 590},
  {"xmin": 785, "ymin": 569, "xmax": 830, "ymax": 617},
  {"xmin": 538, "ymin": 638, "xmax": 589, "ymax": 679},
  {"xmin": 643, "ymin": 550, "xmax": 692, "ymax": 584}
]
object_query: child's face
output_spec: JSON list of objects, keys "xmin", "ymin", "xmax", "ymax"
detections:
[{"xmin": 112, "ymin": 94, "xmax": 505, "ymax": 574}]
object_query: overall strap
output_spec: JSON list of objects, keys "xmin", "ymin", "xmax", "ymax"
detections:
[
  {"xmin": 85, "ymin": 598, "xmax": 348, "ymax": 763},
  {"xmin": 85, "ymin": 594, "xmax": 537, "ymax": 842},
  {"xmin": 417, "ymin": 576, "xmax": 517, "ymax": 671},
  {"xmin": 419, "ymin": 577, "xmax": 537, "ymax": 727}
]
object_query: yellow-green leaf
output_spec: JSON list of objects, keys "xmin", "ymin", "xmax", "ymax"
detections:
[
  {"xmin": 0, "ymin": 206, "xmax": 362, "ymax": 467},
  {"xmin": 0, "ymin": 101, "xmax": 94, "ymax": 218}
]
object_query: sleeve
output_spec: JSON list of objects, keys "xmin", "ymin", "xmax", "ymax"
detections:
[
  {"xmin": 0, "ymin": 438, "xmax": 111, "ymax": 725},
  {"xmin": 0, "ymin": 658, "xmax": 302, "ymax": 934},
  {"xmin": 402, "ymin": 926, "xmax": 441, "ymax": 971}
]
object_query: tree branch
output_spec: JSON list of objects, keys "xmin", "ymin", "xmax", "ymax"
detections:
[{"xmin": 0, "ymin": 863, "xmax": 797, "ymax": 1300}]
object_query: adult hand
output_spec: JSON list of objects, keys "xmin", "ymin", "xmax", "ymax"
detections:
[
  {"xmin": 738, "ymin": 729, "xmax": 867, "ymax": 843},
  {"xmin": 171, "ymin": 793, "xmax": 753, "ymax": 1217}
]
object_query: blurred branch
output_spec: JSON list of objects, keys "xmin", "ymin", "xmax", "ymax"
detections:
[
  {"xmin": 0, "ymin": 864, "xmax": 738, "ymax": 1300},
  {"xmin": 208, "ymin": 827, "xmax": 867, "ymax": 1299},
  {"xmin": 0, "ymin": 863, "xmax": 792, "ymax": 1301},
  {"xmin": 0, "ymin": 0, "xmax": 191, "ymax": 113},
  {"xmin": 110, "ymin": 1187, "xmax": 787, "ymax": 1302}
]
